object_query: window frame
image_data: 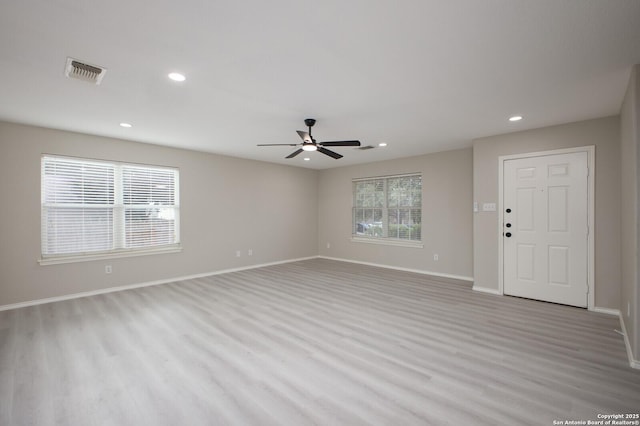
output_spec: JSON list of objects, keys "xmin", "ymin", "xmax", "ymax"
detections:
[
  {"xmin": 40, "ymin": 155, "xmax": 181, "ymax": 265},
  {"xmin": 351, "ymin": 173, "xmax": 423, "ymax": 248}
]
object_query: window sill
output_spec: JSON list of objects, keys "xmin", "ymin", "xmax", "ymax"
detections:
[
  {"xmin": 350, "ymin": 237, "xmax": 423, "ymax": 249},
  {"xmin": 39, "ymin": 245, "xmax": 183, "ymax": 266}
]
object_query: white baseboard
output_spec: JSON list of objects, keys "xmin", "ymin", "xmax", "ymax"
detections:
[
  {"xmin": 618, "ymin": 312, "xmax": 640, "ymax": 369},
  {"xmin": 592, "ymin": 307, "xmax": 621, "ymax": 316},
  {"xmin": 472, "ymin": 285, "xmax": 502, "ymax": 295},
  {"xmin": 0, "ymin": 256, "xmax": 317, "ymax": 312},
  {"xmin": 317, "ymin": 256, "xmax": 474, "ymax": 283}
]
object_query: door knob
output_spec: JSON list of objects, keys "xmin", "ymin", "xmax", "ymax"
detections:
[
  {"xmin": 506, "ymin": 223, "xmax": 512, "ymax": 228},
  {"xmin": 505, "ymin": 232, "xmax": 512, "ymax": 238},
  {"xmin": 506, "ymin": 208, "xmax": 512, "ymax": 213}
]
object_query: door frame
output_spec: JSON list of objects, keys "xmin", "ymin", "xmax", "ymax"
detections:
[{"xmin": 498, "ymin": 146, "xmax": 595, "ymax": 310}]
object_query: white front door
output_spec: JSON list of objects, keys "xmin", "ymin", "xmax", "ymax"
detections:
[{"xmin": 503, "ymin": 151, "xmax": 589, "ymax": 307}]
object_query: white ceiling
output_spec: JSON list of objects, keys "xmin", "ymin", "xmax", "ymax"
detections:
[{"xmin": 1, "ymin": 0, "xmax": 639, "ymax": 169}]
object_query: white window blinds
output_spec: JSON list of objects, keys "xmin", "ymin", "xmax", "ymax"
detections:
[
  {"xmin": 122, "ymin": 165, "xmax": 178, "ymax": 249},
  {"xmin": 41, "ymin": 156, "xmax": 179, "ymax": 261},
  {"xmin": 353, "ymin": 173, "xmax": 422, "ymax": 242}
]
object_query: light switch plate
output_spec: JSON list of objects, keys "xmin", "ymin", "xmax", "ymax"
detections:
[{"xmin": 482, "ymin": 203, "xmax": 496, "ymax": 211}]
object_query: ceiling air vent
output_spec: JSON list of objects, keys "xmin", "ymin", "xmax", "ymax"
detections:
[
  {"xmin": 357, "ymin": 145, "xmax": 376, "ymax": 150},
  {"xmin": 64, "ymin": 57, "xmax": 107, "ymax": 85}
]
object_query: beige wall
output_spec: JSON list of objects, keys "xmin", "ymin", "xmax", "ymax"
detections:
[
  {"xmin": 620, "ymin": 64, "xmax": 639, "ymax": 359},
  {"xmin": 472, "ymin": 116, "xmax": 621, "ymax": 309},
  {"xmin": 0, "ymin": 121, "xmax": 318, "ymax": 306},
  {"xmin": 0, "ymin": 114, "xmax": 631, "ymax": 319},
  {"xmin": 317, "ymin": 148, "xmax": 473, "ymax": 279}
]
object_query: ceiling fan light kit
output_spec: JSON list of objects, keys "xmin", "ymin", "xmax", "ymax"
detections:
[{"xmin": 257, "ymin": 118, "xmax": 360, "ymax": 159}]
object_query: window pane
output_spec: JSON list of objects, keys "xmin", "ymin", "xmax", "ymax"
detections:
[
  {"xmin": 411, "ymin": 209, "xmax": 422, "ymax": 240},
  {"xmin": 123, "ymin": 166, "xmax": 175, "ymax": 206},
  {"xmin": 387, "ymin": 208, "xmax": 421, "ymax": 240},
  {"xmin": 122, "ymin": 166, "xmax": 178, "ymax": 249},
  {"xmin": 353, "ymin": 174, "xmax": 421, "ymax": 242},
  {"xmin": 354, "ymin": 208, "xmax": 383, "ymax": 236},
  {"xmin": 43, "ymin": 160, "xmax": 114, "ymax": 204},
  {"xmin": 42, "ymin": 207, "xmax": 113, "ymax": 254},
  {"xmin": 387, "ymin": 209, "xmax": 400, "ymax": 239},
  {"xmin": 353, "ymin": 208, "xmax": 363, "ymax": 233},
  {"xmin": 388, "ymin": 176, "xmax": 421, "ymax": 208},
  {"xmin": 387, "ymin": 178, "xmax": 400, "ymax": 207},
  {"xmin": 366, "ymin": 209, "xmax": 383, "ymax": 237},
  {"xmin": 125, "ymin": 208, "xmax": 176, "ymax": 248},
  {"xmin": 42, "ymin": 157, "xmax": 115, "ymax": 255},
  {"xmin": 354, "ymin": 180, "xmax": 384, "ymax": 208},
  {"xmin": 414, "ymin": 177, "xmax": 422, "ymax": 207}
]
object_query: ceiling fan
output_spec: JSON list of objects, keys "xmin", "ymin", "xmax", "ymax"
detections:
[{"xmin": 258, "ymin": 118, "xmax": 361, "ymax": 159}]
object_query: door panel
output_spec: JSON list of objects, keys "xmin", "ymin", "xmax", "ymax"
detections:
[
  {"xmin": 548, "ymin": 245, "xmax": 569, "ymax": 285},
  {"xmin": 516, "ymin": 187, "xmax": 535, "ymax": 231},
  {"xmin": 503, "ymin": 151, "xmax": 588, "ymax": 307},
  {"xmin": 517, "ymin": 244, "xmax": 535, "ymax": 281},
  {"xmin": 548, "ymin": 186, "xmax": 568, "ymax": 232}
]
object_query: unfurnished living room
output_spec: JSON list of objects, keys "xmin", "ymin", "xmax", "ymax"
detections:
[{"xmin": 1, "ymin": 1, "xmax": 640, "ymax": 425}]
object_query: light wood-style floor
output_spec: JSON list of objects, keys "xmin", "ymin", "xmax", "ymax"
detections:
[{"xmin": 1, "ymin": 259, "xmax": 638, "ymax": 425}]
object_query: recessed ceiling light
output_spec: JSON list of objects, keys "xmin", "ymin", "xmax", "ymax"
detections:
[
  {"xmin": 168, "ymin": 72, "xmax": 186, "ymax": 82},
  {"xmin": 119, "ymin": 122, "xmax": 132, "ymax": 128},
  {"xmin": 303, "ymin": 157, "xmax": 311, "ymax": 161},
  {"xmin": 378, "ymin": 142, "xmax": 388, "ymax": 147},
  {"xmin": 509, "ymin": 115, "xmax": 523, "ymax": 122}
]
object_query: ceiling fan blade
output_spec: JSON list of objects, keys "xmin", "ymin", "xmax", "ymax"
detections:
[
  {"xmin": 319, "ymin": 140, "xmax": 361, "ymax": 147},
  {"xmin": 296, "ymin": 130, "xmax": 311, "ymax": 142},
  {"xmin": 286, "ymin": 148, "xmax": 304, "ymax": 159},
  {"xmin": 257, "ymin": 143, "xmax": 299, "ymax": 146},
  {"xmin": 318, "ymin": 147, "xmax": 343, "ymax": 159}
]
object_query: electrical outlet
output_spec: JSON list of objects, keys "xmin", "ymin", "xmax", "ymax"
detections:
[
  {"xmin": 236, "ymin": 250, "xmax": 241, "ymax": 258},
  {"xmin": 433, "ymin": 254, "xmax": 439, "ymax": 261},
  {"xmin": 248, "ymin": 249, "xmax": 253, "ymax": 256},
  {"xmin": 326, "ymin": 242, "xmax": 331, "ymax": 249},
  {"xmin": 105, "ymin": 265, "xmax": 112, "ymax": 274}
]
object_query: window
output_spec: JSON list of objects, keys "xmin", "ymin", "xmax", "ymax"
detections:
[
  {"xmin": 352, "ymin": 173, "xmax": 422, "ymax": 245},
  {"xmin": 41, "ymin": 155, "xmax": 180, "ymax": 263}
]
